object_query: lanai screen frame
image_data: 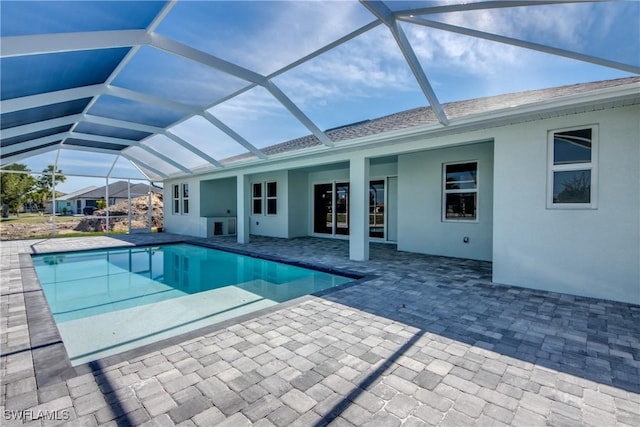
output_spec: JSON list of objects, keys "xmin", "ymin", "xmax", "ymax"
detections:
[{"xmin": 1, "ymin": 0, "xmax": 638, "ymax": 182}]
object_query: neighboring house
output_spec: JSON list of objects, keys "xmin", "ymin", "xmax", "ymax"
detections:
[
  {"xmin": 46, "ymin": 186, "xmax": 96, "ymax": 214},
  {"xmin": 163, "ymin": 77, "xmax": 640, "ymax": 305},
  {"xmin": 69, "ymin": 181, "xmax": 162, "ymax": 214}
]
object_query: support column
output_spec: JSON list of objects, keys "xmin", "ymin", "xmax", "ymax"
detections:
[
  {"xmin": 237, "ymin": 174, "xmax": 250, "ymax": 244},
  {"xmin": 349, "ymin": 155, "xmax": 370, "ymax": 261},
  {"xmin": 105, "ymin": 177, "xmax": 109, "ymax": 234}
]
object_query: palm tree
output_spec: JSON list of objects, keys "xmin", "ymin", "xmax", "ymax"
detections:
[{"xmin": 34, "ymin": 165, "xmax": 66, "ymax": 212}]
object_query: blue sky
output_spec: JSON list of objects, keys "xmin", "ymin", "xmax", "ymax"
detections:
[{"xmin": 5, "ymin": 0, "xmax": 638, "ymax": 193}]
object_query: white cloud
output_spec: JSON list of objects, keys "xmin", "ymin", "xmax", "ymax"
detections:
[{"xmin": 273, "ymin": 24, "xmax": 417, "ymax": 108}]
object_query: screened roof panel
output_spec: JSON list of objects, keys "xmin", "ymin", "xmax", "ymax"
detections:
[
  {"xmin": 109, "ymin": 156, "xmax": 148, "ymax": 180},
  {"xmin": 0, "ymin": 98, "xmax": 92, "ymax": 130},
  {"xmin": 74, "ymin": 122, "xmax": 151, "ymax": 141},
  {"xmin": 124, "ymin": 146, "xmax": 181, "ymax": 176},
  {"xmin": 5, "ymin": 149, "xmax": 61, "ymax": 173},
  {"xmin": 1, "ymin": 125, "xmax": 71, "ymax": 148},
  {"xmin": 169, "ymin": 115, "xmax": 250, "ymax": 161},
  {"xmin": 64, "ymin": 139, "xmax": 129, "ymax": 152},
  {"xmin": 1, "ymin": 142, "xmax": 60, "ymax": 161},
  {"xmin": 0, "ymin": 1, "xmax": 167, "ymax": 37},
  {"xmin": 87, "ymin": 95, "xmax": 188, "ymax": 128},
  {"xmin": 55, "ymin": 149, "xmax": 116, "ymax": 177},
  {"xmin": 271, "ymin": 24, "xmax": 425, "ymax": 131},
  {"xmin": 207, "ymin": 86, "xmax": 310, "ymax": 149},
  {"xmin": 142, "ymin": 135, "xmax": 208, "ymax": 170},
  {"xmin": 111, "ymin": 46, "xmax": 250, "ymax": 108},
  {"xmin": 402, "ymin": 22, "xmax": 635, "ymax": 103},
  {"xmin": 154, "ymin": 1, "xmax": 374, "ymax": 76},
  {"xmin": 424, "ymin": 2, "xmax": 640, "ymax": 68},
  {"xmin": 0, "ymin": 48, "xmax": 130, "ymax": 100}
]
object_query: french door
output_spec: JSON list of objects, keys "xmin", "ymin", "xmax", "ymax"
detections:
[
  {"xmin": 313, "ymin": 182, "xmax": 350, "ymax": 235},
  {"xmin": 314, "ymin": 181, "xmax": 388, "ymax": 239}
]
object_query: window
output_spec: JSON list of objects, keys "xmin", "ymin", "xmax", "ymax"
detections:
[
  {"xmin": 172, "ymin": 183, "xmax": 190, "ymax": 214},
  {"xmin": 443, "ymin": 162, "xmax": 478, "ymax": 221},
  {"xmin": 266, "ymin": 182, "xmax": 277, "ymax": 215},
  {"xmin": 252, "ymin": 183, "xmax": 262, "ymax": 215},
  {"xmin": 182, "ymin": 183, "xmax": 189, "ymax": 214},
  {"xmin": 173, "ymin": 184, "xmax": 180, "ymax": 214},
  {"xmin": 252, "ymin": 181, "xmax": 277, "ymax": 215},
  {"xmin": 548, "ymin": 126, "xmax": 597, "ymax": 208}
]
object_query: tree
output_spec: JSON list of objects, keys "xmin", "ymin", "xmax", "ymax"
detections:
[
  {"xmin": 0, "ymin": 164, "xmax": 36, "ymax": 217},
  {"xmin": 33, "ymin": 165, "xmax": 66, "ymax": 211}
]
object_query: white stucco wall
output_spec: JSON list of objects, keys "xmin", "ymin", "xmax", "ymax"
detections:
[
  {"xmin": 200, "ymin": 178, "xmax": 237, "ymax": 217},
  {"xmin": 288, "ymin": 170, "xmax": 308, "ymax": 238},
  {"xmin": 249, "ymin": 170, "xmax": 289, "ymax": 238},
  {"xmin": 492, "ymin": 106, "xmax": 640, "ymax": 304},
  {"xmin": 397, "ymin": 142, "xmax": 494, "ymax": 261},
  {"xmin": 163, "ymin": 177, "xmax": 201, "ymax": 236}
]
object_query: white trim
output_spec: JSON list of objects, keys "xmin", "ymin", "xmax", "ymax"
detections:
[
  {"xmin": 252, "ymin": 182, "xmax": 263, "ymax": 215},
  {"xmin": 0, "ymin": 30, "xmax": 149, "ymax": 57},
  {"xmin": 266, "ymin": 181, "xmax": 278, "ymax": 216},
  {"xmin": 546, "ymin": 124, "xmax": 599, "ymax": 209},
  {"xmin": 442, "ymin": 160, "xmax": 479, "ymax": 223},
  {"xmin": 250, "ymin": 181, "xmax": 278, "ymax": 216}
]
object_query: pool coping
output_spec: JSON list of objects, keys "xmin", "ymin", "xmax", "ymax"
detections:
[{"xmin": 19, "ymin": 239, "xmax": 374, "ymax": 385}]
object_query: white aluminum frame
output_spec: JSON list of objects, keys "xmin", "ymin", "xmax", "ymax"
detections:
[{"xmin": 546, "ymin": 124, "xmax": 599, "ymax": 210}]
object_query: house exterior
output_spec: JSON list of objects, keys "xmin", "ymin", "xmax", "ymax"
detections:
[
  {"xmin": 67, "ymin": 181, "xmax": 162, "ymax": 214},
  {"xmin": 46, "ymin": 186, "xmax": 97, "ymax": 214},
  {"xmin": 162, "ymin": 77, "xmax": 640, "ymax": 305}
]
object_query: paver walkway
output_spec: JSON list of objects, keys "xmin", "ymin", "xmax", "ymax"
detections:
[{"xmin": 1, "ymin": 234, "xmax": 639, "ymax": 426}]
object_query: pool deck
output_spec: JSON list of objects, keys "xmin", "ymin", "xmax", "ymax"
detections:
[{"xmin": 1, "ymin": 234, "xmax": 639, "ymax": 426}]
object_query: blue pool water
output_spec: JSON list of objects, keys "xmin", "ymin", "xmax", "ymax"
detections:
[{"xmin": 33, "ymin": 243, "xmax": 353, "ymax": 365}]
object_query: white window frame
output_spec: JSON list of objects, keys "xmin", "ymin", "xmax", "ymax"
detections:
[
  {"xmin": 252, "ymin": 182, "xmax": 263, "ymax": 215},
  {"xmin": 182, "ymin": 183, "xmax": 190, "ymax": 214},
  {"xmin": 547, "ymin": 125, "xmax": 598, "ymax": 210},
  {"xmin": 252, "ymin": 181, "xmax": 278, "ymax": 216},
  {"xmin": 172, "ymin": 184, "xmax": 180, "ymax": 214},
  {"xmin": 266, "ymin": 181, "xmax": 277, "ymax": 216},
  {"xmin": 442, "ymin": 160, "xmax": 479, "ymax": 222},
  {"xmin": 172, "ymin": 183, "xmax": 190, "ymax": 215}
]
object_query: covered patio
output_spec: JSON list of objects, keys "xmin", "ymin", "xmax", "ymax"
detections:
[{"xmin": 2, "ymin": 235, "xmax": 638, "ymax": 426}]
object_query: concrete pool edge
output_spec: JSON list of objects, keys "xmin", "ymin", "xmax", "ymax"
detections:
[
  {"xmin": 20, "ymin": 239, "xmax": 373, "ymax": 382},
  {"xmin": 16, "ymin": 253, "xmax": 76, "ymax": 388}
]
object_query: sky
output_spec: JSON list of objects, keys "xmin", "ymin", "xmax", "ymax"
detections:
[{"xmin": 2, "ymin": 0, "xmax": 638, "ymax": 194}]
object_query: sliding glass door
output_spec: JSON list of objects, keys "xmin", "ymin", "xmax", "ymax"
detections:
[
  {"xmin": 369, "ymin": 180, "xmax": 385, "ymax": 238},
  {"xmin": 313, "ymin": 184, "xmax": 333, "ymax": 234},
  {"xmin": 335, "ymin": 183, "xmax": 349, "ymax": 235},
  {"xmin": 314, "ymin": 181, "xmax": 388, "ymax": 239}
]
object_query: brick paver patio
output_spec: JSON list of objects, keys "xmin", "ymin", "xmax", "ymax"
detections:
[{"xmin": 1, "ymin": 234, "xmax": 639, "ymax": 426}]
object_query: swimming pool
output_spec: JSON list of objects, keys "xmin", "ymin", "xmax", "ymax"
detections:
[{"xmin": 33, "ymin": 243, "xmax": 354, "ymax": 365}]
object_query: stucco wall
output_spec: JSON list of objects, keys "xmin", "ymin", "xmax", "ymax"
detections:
[
  {"xmin": 249, "ymin": 170, "xmax": 289, "ymax": 238},
  {"xmin": 492, "ymin": 106, "xmax": 640, "ymax": 304},
  {"xmin": 288, "ymin": 170, "xmax": 308, "ymax": 238},
  {"xmin": 163, "ymin": 177, "xmax": 201, "ymax": 236},
  {"xmin": 397, "ymin": 142, "xmax": 494, "ymax": 261},
  {"xmin": 200, "ymin": 178, "xmax": 237, "ymax": 217}
]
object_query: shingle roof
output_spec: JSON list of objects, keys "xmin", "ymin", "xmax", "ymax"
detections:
[
  {"xmin": 57, "ymin": 186, "xmax": 98, "ymax": 201},
  {"xmin": 222, "ymin": 76, "xmax": 640, "ymax": 164}
]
